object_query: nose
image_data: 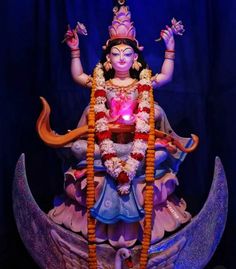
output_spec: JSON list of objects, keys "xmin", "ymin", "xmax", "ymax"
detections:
[{"xmin": 120, "ymin": 53, "xmax": 125, "ymax": 62}]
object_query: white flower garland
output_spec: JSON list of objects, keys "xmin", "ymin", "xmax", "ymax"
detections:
[{"xmin": 93, "ymin": 63, "xmax": 152, "ymax": 189}]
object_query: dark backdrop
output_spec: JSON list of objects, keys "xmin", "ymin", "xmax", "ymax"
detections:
[{"xmin": 0, "ymin": 0, "xmax": 235, "ymax": 268}]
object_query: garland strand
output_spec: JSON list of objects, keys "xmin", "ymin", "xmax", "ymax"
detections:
[
  {"xmin": 140, "ymin": 70, "xmax": 155, "ymax": 269},
  {"xmin": 94, "ymin": 67, "xmax": 152, "ymax": 195},
  {"xmin": 86, "ymin": 65, "xmax": 155, "ymax": 267},
  {"xmin": 86, "ymin": 71, "xmax": 97, "ymax": 269}
]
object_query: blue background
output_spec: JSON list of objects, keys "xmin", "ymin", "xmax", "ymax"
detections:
[{"xmin": 0, "ymin": 0, "xmax": 235, "ymax": 268}]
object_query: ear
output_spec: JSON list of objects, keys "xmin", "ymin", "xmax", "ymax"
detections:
[
  {"xmin": 106, "ymin": 54, "xmax": 110, "ymax": 62},
  {"xmin": 134, "ymin": 53, "xmax": 138, "ymax": 61}
]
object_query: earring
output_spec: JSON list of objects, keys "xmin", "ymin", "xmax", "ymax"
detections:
[
  {"xmin": 132, "ymin": 60, "xmax": 142, "ymax": 71},
  {"xmin": 103, "ymin": 60, "xmax": 112, "ymax": 71}
]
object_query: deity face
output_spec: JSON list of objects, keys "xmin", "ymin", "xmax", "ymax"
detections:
[{"xmin": 106, "ymin": 44, "xmax": 138, "ymax": 72}]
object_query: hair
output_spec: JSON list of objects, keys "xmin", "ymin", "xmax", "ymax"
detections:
[{"xmin": 100, "ymin": 38, "xmax": 147, "ymax": 80}]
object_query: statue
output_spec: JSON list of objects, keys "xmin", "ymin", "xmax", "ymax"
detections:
[{"xmin": 13, "ymin": 1, "xmax": 228, "ymax": 269}]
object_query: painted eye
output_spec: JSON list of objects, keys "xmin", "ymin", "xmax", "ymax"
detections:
[
  {"xmin": 111, "ymin": 52, "xmax": 119, "ymax": 56},
  {"xmin": 124, "ymin": 53, "xmax": 132, "ymax": 57}
]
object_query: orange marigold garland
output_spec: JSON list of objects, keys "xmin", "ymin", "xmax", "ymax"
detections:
[
  {"xmin": 86, "ymin": 65, "xmax": 155, "ymax": 268},
  {"xmin": 139, "ymin": 69, "xmax": 155, "ymax": 269},
  {"xmin": 86, "ymin": 68, "xmax": 97, "ymax": 269}
]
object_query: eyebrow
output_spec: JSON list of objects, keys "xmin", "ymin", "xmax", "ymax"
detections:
[{"xmin": 111, "ymin": 47, "xmax": 133, "ymax": 53}]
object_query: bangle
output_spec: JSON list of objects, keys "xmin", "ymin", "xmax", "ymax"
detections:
[
  {"xmin": 71, "ymin": 48, "xmax": 80, "ymax": 59},
  {"xmin": 151, "ymin": 73, "xmax": 159, "ymax": 84},
  {"xmin": 165, "ymin": 50, "xmax": 175, "ymax": 60},
  {"xmin": 86, "ymin": 75, "xmax": 93, "ymax": 85}
]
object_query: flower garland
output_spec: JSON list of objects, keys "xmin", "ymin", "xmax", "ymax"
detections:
[
  {"xmin": 87, "ymin": 63, "xmax": 155, "ymax": 268},
  {"xmin": 94, "ymin": 65, "xmax": 152, "ymax": 192},
  {"xmin": 139, "ymin": 70, "xmax": 155, "ymax": 269},
  {"xmin": 86, "ymin": 68, "xmax": 97, "ymax": 269}
]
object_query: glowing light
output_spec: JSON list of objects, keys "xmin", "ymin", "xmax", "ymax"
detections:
[{"xmin": 122, "ymin": 115, "xmax": 131, "ymax": 121}]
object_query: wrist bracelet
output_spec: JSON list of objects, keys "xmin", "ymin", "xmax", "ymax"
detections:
[
  {"xmin": 85, "ymin": 75, "xmax": 93, "ymax": 85},
  {"xmin": 71, "ymin": 48, "xmax": 80, "ymax": 59},
  {"xmin": 165, "ymin": 50, "xmax": 175, "ymax": 60},
  {"xmin": 151, "ymin": 73, "xmax": 160, "ymax": 84}
]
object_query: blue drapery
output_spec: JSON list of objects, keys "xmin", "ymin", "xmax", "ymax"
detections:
[{"xmin": 0, "ymin": 0, "xmax": 235, "ymax": 268}]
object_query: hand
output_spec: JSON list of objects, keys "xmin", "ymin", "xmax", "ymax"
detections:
[
  {"xmin": 64, "ymin": 25, "xmax": 79, "ymax": 49},
  {"xmin": 160, "ymin": 25, "xmax": 175, "ymax": 50}
]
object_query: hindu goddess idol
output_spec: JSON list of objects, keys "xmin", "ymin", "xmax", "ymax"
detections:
[{"xmin": 37, "ymin": 3, "xmax": 198, "ymax": 268}]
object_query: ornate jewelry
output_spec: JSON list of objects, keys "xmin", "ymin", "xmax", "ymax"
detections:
[
  {"xmin": 106, "ymin": 79, "xmax": 138, "ymax": 95},
  {"xmin": 103, "ymin": 60, "xmax": 112, "ymax": 71},
  {"xmin": 102, "ymin": 6, "xmax": 144, "ymax": 51},
  {"xmin": 71, "ymin": 48, "xmax": 80, "ymax": 59},
  {"xmin": 85, "ymin": 75, "xmax": 93, "ymax": 85},
  {"xmin": 165, "ymin": 50, "xmax": 175, "ymax": 60},
  {"xmin": 118, "ymin": 0, "xmax": 126, "ymax": 5},
  {"xmin": 151, "ymin": 73, "xmax": 160, "ymax": 84},
  {"xmin": 132, "ymin": 60, "xmax": 142, "ymax": 71}
]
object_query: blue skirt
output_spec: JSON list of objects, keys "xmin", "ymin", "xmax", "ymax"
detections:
[{"xmin": 90, "ymin": 175, "xmax": 145, "ymax": 224}]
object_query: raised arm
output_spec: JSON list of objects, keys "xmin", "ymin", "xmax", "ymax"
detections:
[
  {"xmin": 152, "ymin": 19, "xmax": 185, "ymax": 89},
  {"xmin": 65, "ymin": 27, "xmax": 92, "ymax": 88},
  {"xmin": 152, "ymin": 26, "xmax": 175, "ymax": 89}
]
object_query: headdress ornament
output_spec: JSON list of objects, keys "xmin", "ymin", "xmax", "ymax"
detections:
[{"xmin": 103, "ymin": 2, "xmax": 144, "ymax": 51}]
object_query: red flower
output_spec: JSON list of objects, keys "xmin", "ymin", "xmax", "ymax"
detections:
[
  {"xmin": 131, "ymin": 152, "xmax": 144, "ymax": 161},
  {"xmin": 134, "ymin": 132, "xmax": 149, "ymax": 141},
  {"xmin": 137, "ymin": 84, "xmax": 151, "ymax": 93},
  {"xmin": 95, "ymin": 111, "xmax": 106, "ymax": 121},
  {"xmin": 102, "ymin": 153, "xmax": 117, "ymax": 161},
  {"xmin": 138, "ymin": 107, "xmax": 150, "ymax": 114},
  {"xmin": 95, "ymin": 89, "xmax": 106, "ymax": 98},
  {"xmin": 117, "ymin": 171, "xmax": 129, "ymax": 184},
  {"xmin": 96, "ymin": 130, "xmax": 112, "ymax": 143}
]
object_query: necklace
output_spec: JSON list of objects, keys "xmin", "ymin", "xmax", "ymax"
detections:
[
  {"xmin": 107, "ymin": 79, "xmax": 138, "ymax": 95},
  {"xmin": 108, "ymin": 78, "xmax": 137, "ymax": 88}
]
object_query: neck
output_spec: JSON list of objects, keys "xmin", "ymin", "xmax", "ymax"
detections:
[{"xmin": 114, "ymin": 70, "xmax": 130, "ymax": 80}]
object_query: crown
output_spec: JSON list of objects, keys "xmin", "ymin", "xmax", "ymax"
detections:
[{"xmin": 103, "ymin": 5, "xmax": 144, "ymax": 51}]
